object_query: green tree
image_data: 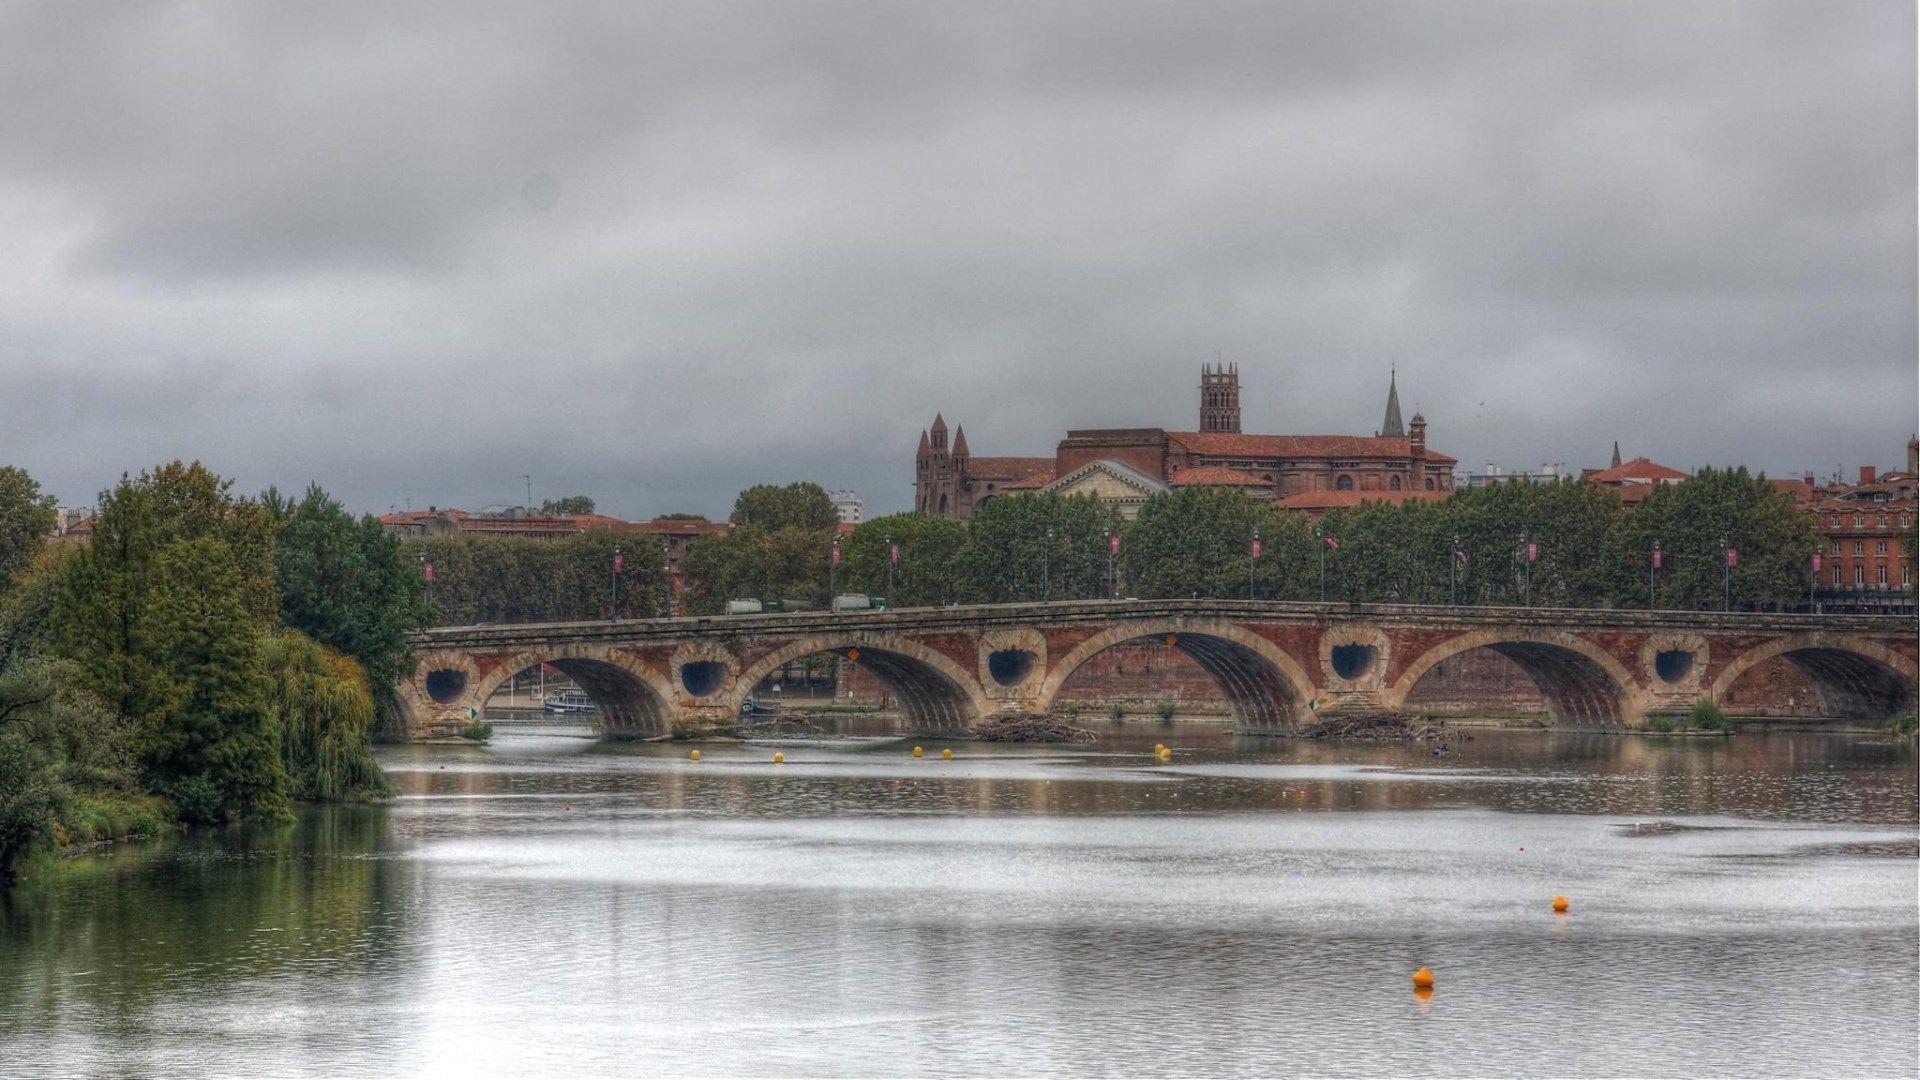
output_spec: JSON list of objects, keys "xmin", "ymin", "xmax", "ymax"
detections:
[
  {"xmin": 1613, "ymin": 467, "xmax": 1819, "ymax": 609},
  {"xmin": 272, "ymin": 484, "xmax": 427, "ymax": 688},
  {"xmin": 1120, "ymin": 487, "xmax": 1315, "ymax": 599},
  {"xmin": 954, "ymin": 494, "xmax": 1122, "ymax": 603},
  {"xmin": 731, "ymin": 482, "xmax": 838, "ymax": 531},
  {"xmin": 0, "ymin": 657, "xmax": 135, "ymax": 883},
  {"xmin": 840, "ymin": 513, "xmax": 966, "ymax": 606},
  {"xmin": 45, "ymin": 463, "xmax": 287, "ymax": 820},
  {"xmin": 540, "ymin": 495, "xmax": 596, "ymax": 516},
  {"xmin": 0, "ymin": 466, "xmax": 58, "ymax": 591},
  {"xmin": 261, "ymin": 629, "xmax": 389, "ymax": 802},
  {"xmin": 137, "ymin": 538, "xmax": 289, "ymax": 821},
  {"xmin": 679, "ymin": 524, "xmax": 832, "ymax": 614},
  {"xmin": 400, "ymin": 530, "xmax": 665, "ymax": 625}
]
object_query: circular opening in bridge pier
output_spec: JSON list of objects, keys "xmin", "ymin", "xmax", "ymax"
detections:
[
  {"xmin": 681, "ymin": 661, "xmax": 726, "ymax": 697},
  {"xmin": 987, "ymin": 649, "xmax": 1037, "ymax": 687},
  {"xmin": 424, "ymin": 669, "xmax": 468, "ymax": 704},
  {"xmin": 1330, "ymin": 644, "xmax": 1379, "ymax": 681},
  {"xmin": 1655, "ymin": 649, "xmax": 1696, "ymax": 684}
]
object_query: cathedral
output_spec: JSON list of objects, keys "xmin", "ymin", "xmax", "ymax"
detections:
[{"xmin": 914, "ymin": 367, "xmax": 1455, "ymax": 519}]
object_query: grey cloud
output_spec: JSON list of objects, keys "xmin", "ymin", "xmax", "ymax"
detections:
[{"xmin": 0, "ymin": 1, "xmax": 1911, "ymax": 518}]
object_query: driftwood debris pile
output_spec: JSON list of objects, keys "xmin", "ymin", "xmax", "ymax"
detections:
[
  {"xmin": 969, "ymin": 713, "xmax": 1099, "ymax": 743},
  {"xmin": 1296, "ymin": 712, "xmax": 1463, "ymax": 744},
  {"xmin": 736, "ymin": 716, "xmax": 832, "ymax": 740}
]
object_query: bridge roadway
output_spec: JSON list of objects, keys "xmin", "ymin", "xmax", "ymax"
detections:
[{"xmin": 394, "ymin": 599, "xmax": 1917, "ymax": 739}]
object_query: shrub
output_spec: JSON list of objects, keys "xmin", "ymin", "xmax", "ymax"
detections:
[
  {"xmin": 1689, "ymin": 699, "xmax": 1732, "ymax": 732},
  {"xmin": 1064, "ymin": 704, "xmax": 1080, "ymax": 719},
  {"xmin": 1110, "ymin": 704, "xmax": 1126, "ymax": 722},
  {"xmin": 459, "ymin": 722, "xmax": 494, "ymax": 742},
  {"xmin": 165, "ymin": 774, "xmax": 225, "ymax": 825},
  {"xmin": 1890, "ymin": 712, "xmax": 1918, "ymax": 737},
  {"xmin": 1648, "ymin": 717, "xmax": 1676, "ymax": 734},
  {"xmin": 1156, "ymin": 700, "xmax": 1177, "ymax": 723}
]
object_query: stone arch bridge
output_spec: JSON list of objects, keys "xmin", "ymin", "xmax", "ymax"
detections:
[{"xmin": 393, "ymin": 601, "xmax": 1916, "ymax": 740}]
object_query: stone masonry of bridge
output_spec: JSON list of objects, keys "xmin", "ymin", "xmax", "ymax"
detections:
[{"xmin": 392, "ymin": 601, "xmax": 1916, "ymax": 740}]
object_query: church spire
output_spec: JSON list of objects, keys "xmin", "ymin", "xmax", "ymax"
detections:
[
  {"xmin": 1379, "ymin": 368, "xmax": 1405, "ymax": 438},
  {"xmin": 1611, "ymin": 441, "xmax": 1622, "ymax": 468}
]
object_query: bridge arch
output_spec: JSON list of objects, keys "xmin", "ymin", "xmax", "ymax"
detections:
[
  {"xmin": 1389, "ymin": 628, "xmax": 1643, "ymax": 728},
  {"xmin": 1036, "ymin": 619, "xmax": 1313, "ymax": 732},
  {"xmin": 731, "ymin": 633, "xmax": 990, "ymax": 734},
  {"xmin": 1709, "ymin": 634, "xmax": 1915, "ymax": 721},
  {"xmin": 467, "ymin": 647, "xmax": 678, "ymax": 739}
]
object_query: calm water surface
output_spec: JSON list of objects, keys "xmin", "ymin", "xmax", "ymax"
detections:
[{"xmin": 2, "ymin": 726, "xmax": 1915, "ymax": 1078}]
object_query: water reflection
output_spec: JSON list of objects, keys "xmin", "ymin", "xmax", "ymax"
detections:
[{"xmin": 1, "ymin": 726, "xmax": 1913, "ymax": 1078}]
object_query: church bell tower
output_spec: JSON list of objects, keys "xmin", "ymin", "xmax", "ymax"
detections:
[{"xmin": 1199, "ymin": 363, "xmax": 1241, "ymax": 434}]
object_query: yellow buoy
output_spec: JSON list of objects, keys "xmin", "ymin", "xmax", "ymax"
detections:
[
  {"xmin": 1157, "ymin": 747, "xmax": 1172, "ymax": 760},
  {"xmin": 1153, "ymin": 744, "xmax": 1166, "ymax": 753},
  {"xmin": 941, "ymin": 748, "xmax": 953, "ymax": 760},
  {"xmin": 1552, "ymin": 895, "xmax": 1569, "ymax": 913},
  {"xmin": 689, "ymin": 749, "xmax": 701, "ymax": 761},
  {"xmin": 1411, "ymin": 967, "xmax": 1434, "ymax": 989},
  {"xmin": 773, "ymin": 751, "xmax": 785, "ymax": 764},
  {"xmin": 913, "ymin": 745, "xmax": 924, "ymax": 758}
]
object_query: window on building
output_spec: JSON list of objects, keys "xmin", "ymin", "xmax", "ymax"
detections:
[
  {"xmin": 1876, "ymin": 566, "xmax": 1887, "ymax": 586},
  {"xmin": 1424, "ymin": 477, "xmax": 1435, "ymax": 490},
  {"xmin": 1854, "ymin": 515, "xmax": 1863, "ymax": 527},
  {"xmin": 1830, "ymin": 540, "xmax": 1841, "ymax": 555},
  {"xmin": 1336, "ymin": 475, "xmax": 1354, "ymax": 491},
  {"xmin": 1854, "ymin": 566, "xmax": 1864, "ymax": 585},
  {"xmin": 1876, "ymin": 541, "xmax": 1887, "ymax": 556},
  {"xmin": 1878, "ymin": 515, "xmax": 1888, "ymax": 527},
  {"xmin": 1833, "ymin": 567, "xmax": 1843, "ymax": 585},
  {"xmin": 1389, "ymin": 475, "xmax": 1401, "ymax": 491},
  {"xmin": 1853, "ymin": 542, "xmax": 1864, "ymax": 557}
]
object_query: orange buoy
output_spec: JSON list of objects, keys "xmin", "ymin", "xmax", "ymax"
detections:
[
  {"xmin": 1412, "ymin": 985, "xmax": 1434, "ymax": 1004},
  {"xmin": 1552, "ymin": 895, "xmax": 1569, "ymax": 913},
  {"xmin": 1162, "ymin": 634, "xmax": 1178, "ymax": 647},
  {"xmin": 846, "ymin": 648, "xmax": 861, "ymax": 662},
  {"xmin": 1411, "ymin": 967, "xmax": 1434, "ymax": 989}
]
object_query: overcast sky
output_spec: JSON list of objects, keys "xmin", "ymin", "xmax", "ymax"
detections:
[{"xmin": 2, "ymin": 1, "xmax": 1913, "ymax": 519}]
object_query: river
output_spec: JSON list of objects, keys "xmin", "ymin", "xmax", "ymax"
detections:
[{"xmin": 2, "ymin": 725, "xmax": 1915, "ymax": 1078}]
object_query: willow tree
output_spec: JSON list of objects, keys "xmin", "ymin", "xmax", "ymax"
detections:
[{"xmin": 261, "ymin": 630, "xmax": 389, "ymax": 802}]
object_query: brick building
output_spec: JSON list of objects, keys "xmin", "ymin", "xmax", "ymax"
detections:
[
  {"xmin": 915, "ymin": 367, "xmax": 1455, "ymax": 520},
  {"xmin": 1806, "ymin": 439, "xmax": 1917, "ymax": 609}
]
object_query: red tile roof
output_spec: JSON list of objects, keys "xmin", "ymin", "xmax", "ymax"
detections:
[
  {"xmin": 1582, "ymin": 457, "xmax": 1689, "ymax": 485},
  {"xmin": 1001, "ymin": 469, "xmax": 1055, "ymax": 490},
  {"xmin": 1169, "ymin": 466, "xmax": 1270, "ymax": 487},
  {"xmin": 1168, "ymin": 431, "xmax": 1457, "ymax": 466},
  {"xmin": 967, "ymin": 456, "xmax": 1055, "ymax": 480}
]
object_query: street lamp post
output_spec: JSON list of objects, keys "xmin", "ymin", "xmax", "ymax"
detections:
[
  {"xmin": 610, "ymin": 545, "xmax": 622, "ymax": 622},
  {"xmin": 1314, "ymin": 523, "xmax": 1327, "ymax": 602},
  {"xmin": 1722, "ymin": 536, "xmax": 1733, "ymax": 612},
  {"xmin": 885, "ymin": 531, "xmax": 896, "ymax": 602},
  {"xmin": 1649, "ymin": 540, "xmax": 1661, "ymax": 611},
  {"xmin": 1449, "ymin": 534, "xmax": 1461, "ymax": 605},
  {"xmin": 659, "ymin": 538, "xmax": 673, "ymax": 619},
  {"xmin": 1106, "ymin": 530, "xmax": 1118, "ymax": 600},
  {"xmin": 829, "ymin": 535, "xmax": 841, "ymax": 608},
  {"xmin": 1808, "ymin": 550, "xmax": 1820, "ymax": 614},
  {"xmin": 1042, "ymin": 526, "xmax": 1054, "ymax": 602},
  {"xmin": 1519, "ymin": 534, "xmax": 1534, "ymax": 607},
  {"xmin": 1248, "ymin": 527, "xmax": 1261, "ymax": 600}
]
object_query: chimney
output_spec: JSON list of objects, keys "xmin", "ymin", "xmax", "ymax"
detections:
[{"xmin": 1859, "ymin": 465, "xmax": 1876, "ymax": 486}]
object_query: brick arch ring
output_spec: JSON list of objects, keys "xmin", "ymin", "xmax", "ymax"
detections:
[
  {"xmin": 1707, "ymin": 633, "xmax": 1917, "ymax": 719},
  {"xmin": 1385, "ymin": 627, "xmax": 1650, "ymax": 728},
  {"xmin": 466, "ymin": 646, "xmax": 680, "ymax": 737},
  {"xmin": 729, "ymin": 632, "xmax": 993, "ymax": 733},
  {"xmin": 1033, "ymin": 619, "xmax": 1316, "ymax": 731}
]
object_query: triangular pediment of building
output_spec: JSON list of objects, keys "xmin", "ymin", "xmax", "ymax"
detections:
[{"xmin": 1039, "ymin": 459, "xmax": 1170, "ymax": 499}]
